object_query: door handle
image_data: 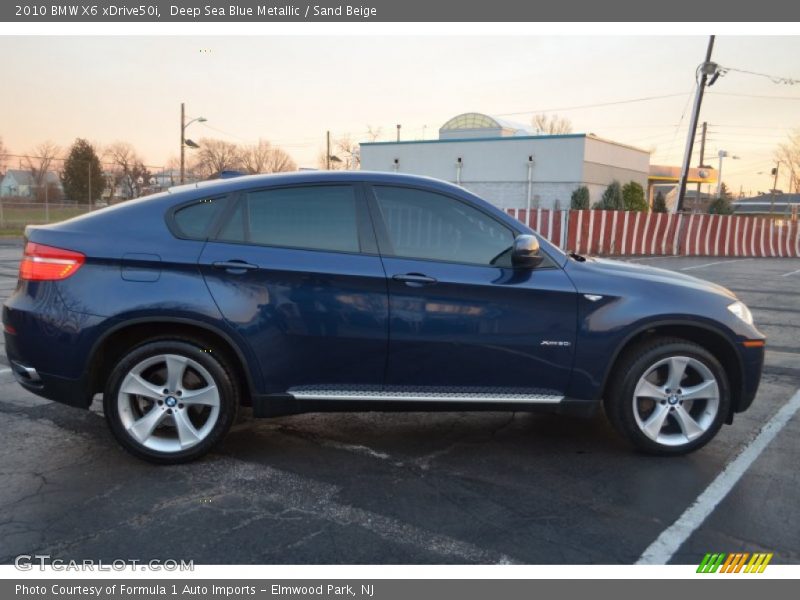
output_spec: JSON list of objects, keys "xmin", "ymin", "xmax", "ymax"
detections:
[
  {"xmin": 212, "ymin": 260, "xmax": 259, "ymax": 272},
  {"xmin": 392, "ymin": 273, "xmax": 438, "ymax": 286}
]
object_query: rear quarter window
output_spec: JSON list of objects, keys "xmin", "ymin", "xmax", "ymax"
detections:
[{"xmin": 171, "ymin": 197, "xmax": 226, "ymax": 239}]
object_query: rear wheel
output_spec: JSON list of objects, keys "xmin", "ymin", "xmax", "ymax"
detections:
[
  {"xmin": 104, "ymin": 339, "xmax": 238, "ymax": 464},
  {"xmin": 605, "ymin": 337, "xmax": 730, "ymax": 455}
]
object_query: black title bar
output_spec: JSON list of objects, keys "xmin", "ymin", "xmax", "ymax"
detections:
[{"xmin": 3, "ymin": 0, "xmax": 800, "ymax": 22}]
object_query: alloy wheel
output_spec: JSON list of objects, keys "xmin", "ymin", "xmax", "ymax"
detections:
[
  {"xmin": 116, "ymin": 353, "xmax": 221, "ymax": 453},
  {"xmin": 631, "ymin": 355, "xmax": 720, "ymax": 447}
]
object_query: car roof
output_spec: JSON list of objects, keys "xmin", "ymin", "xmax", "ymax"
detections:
[{"xmin": 168, "ymin": 171, "xmax": 463, "ymax": 196}]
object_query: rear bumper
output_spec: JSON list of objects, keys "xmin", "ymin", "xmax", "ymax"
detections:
[
  {"xmin": 3, "ymin": 292, "xmax": 96, "ymax": 409},
  {"xmin": 5, "ymin": 352, "xmax": 92, "ymax": 408}
]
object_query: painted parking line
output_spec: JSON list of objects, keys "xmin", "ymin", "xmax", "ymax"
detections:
[
  {"xmin": 637, "ymin": 388, "xmax": 800, "ymax": 565},
  {"xmin": 0, "ymin": 368, "xmax": 12, "ymax": 376},
  {"xmin": 679, "ymin": 258, "xmax": 752, "ymax": 272},
  {"xmin": 782, "ymin": 269, "xmax": 800, "ymax": 277}
]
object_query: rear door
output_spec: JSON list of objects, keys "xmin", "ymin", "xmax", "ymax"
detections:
[
  {"xmin": 368, "ymin": 184, "xmax": 578, "ymax": 395},
  {"xmin": 197, "ymin": 183, "xmax": 388, "ymax": 394}
]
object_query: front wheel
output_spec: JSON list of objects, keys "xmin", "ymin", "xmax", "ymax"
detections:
[
  {"xmin": 104, "ymin": 339, "xmax": 238, "ymax": 464},
  {"xmin": 605, "ymin": 337, "xmax": 730, "ymax": 455}
]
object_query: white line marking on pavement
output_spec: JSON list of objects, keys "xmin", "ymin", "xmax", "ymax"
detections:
[
  {"xmin": 637, "ymin": 388, "xmax": 800, "ymax": 565},
  {"xmin": 781, "ymin": 269, "xmax": 800, "ymax": 277},
  {"xmin": 0, "ymin": 368, "xmax": 11, "ymax": 376},
  {"xmin": 680, "ymin": 258, "xmax": 752, "ymax": 271}
]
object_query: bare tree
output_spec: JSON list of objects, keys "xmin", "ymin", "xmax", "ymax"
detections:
[
  {"xmin": 193, "ymin": 138, "xmax": 241, "ymax": 179},
  {"xmin": 106, "ymin": 142, "xmax": 151, "ymax": 199},
  {"xmin": 776, "ymin": 129, "xmax": 800, "ymax": 194},
  {"xmin": 317, "ymin": 135, "xmax": 360, "ymax": 171},
  {"xmin": 24, "ymin": 141, "xmax": 61, "ymax": 202},
  {"xmin": 366, "ymin": 125, "xmax": 382, "ymax": 142},
  {"xmin": 531, "ymin": 114, "xmax": 573, "ymax": 135},
  {"xmin": 239, "ymin": 139, "xmax": 297, "ymax": 174}
]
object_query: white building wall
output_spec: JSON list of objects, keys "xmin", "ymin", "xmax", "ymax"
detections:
[
  {"xmin": 360, "ymin": 135, "xmax": 649, "ymax": 211},
  {"xmin": 582, "ymin": 136, "xmax": 650, "ymax": 205}
]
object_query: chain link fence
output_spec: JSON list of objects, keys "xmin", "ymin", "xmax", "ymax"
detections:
[{"xmin": 0, "ymin": 199, "xmax": 100, "ymax": 234}]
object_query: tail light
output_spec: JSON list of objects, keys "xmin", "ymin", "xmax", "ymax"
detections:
[{"xmin": 19, "ymin": 242, "xmax": 85, "ymax": 281}]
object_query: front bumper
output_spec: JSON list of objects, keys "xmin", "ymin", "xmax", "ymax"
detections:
[{"xmin": 735, "ymin": 342, "xmax": 765, "ymax": 414}]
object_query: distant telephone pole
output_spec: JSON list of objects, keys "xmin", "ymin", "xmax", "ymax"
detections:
[
  {"xmin": 695, "ymin": 121, "xmax": 707, "ymax": 209},
  {"xmin": 770, "ymin": 162, "xmax": 780, "ymax": 214},
  {"xmin": 326, "ymin": 131, "xmax": 331, "ymax": 170},
  {"xmin": 676, "ymin": 36, "xmax": 718, "ymax": 213}
]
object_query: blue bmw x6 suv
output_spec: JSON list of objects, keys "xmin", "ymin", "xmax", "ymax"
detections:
[{"xmin": 3, "ymin": 172, "xmax": 765, "ymax": 463}]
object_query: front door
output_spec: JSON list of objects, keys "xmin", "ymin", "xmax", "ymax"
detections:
[{"xmin": 368, "ymin": 185, "xmax": 577, "ymax": 395}]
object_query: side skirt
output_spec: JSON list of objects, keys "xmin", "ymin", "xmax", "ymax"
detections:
[{"xmin": 251, "ymin": 386, "xmax": 598, "ymax": 419}]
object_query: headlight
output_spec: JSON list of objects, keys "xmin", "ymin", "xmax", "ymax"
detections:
[{"xmin": 727, "ymin": 301, "xmax": 753, "ymax": 325}]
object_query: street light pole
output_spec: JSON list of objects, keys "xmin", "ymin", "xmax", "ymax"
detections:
[
  {"xmin": 180, "ymin": 102, "xmax": 186, "ymax": 184},
  {"xmin": 180, "ymin": 102, "xmax": 207, "ymax": 184},
  {"xmin": 716, "ymin": 150, "xmax": 740, "ymax": 197},
  {"xmin": 716, "ymin": 150, "xmax": 727, "ymax": 198}
]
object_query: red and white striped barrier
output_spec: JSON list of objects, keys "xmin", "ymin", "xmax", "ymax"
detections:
[
  {"xmin": 507, "ymin": 208, "xmax": 800, "ymax": 258},
  {"xmin": 506, "ymin": 208, "xmax": 568, "ymax": 250}
]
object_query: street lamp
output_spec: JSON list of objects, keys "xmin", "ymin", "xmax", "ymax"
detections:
[
  {"xmin": 716, "ymin": 150, "xmax": 740, "ymax": 197},
  {"xmin": 180, "ymin": 102, "xmax": 207, "ymax": 184}
]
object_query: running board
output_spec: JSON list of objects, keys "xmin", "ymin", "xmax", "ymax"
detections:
[{"xmin": 287, "ymin": 386, "xmax": 564, "ymax": 404}]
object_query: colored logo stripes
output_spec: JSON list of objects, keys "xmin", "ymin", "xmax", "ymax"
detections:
[{"xmin": 697, "ymin": 552, "xmax": 774, "ymax": 573}]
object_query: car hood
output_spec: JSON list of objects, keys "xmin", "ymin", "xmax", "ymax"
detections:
[{"xmin": 569, "ymin": 256, "xmax": 737, "ymax": 300}]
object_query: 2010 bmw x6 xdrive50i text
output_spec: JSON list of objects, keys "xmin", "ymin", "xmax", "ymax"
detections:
[{"xmin": 2, "ymin": 172, "xmax": 765, "ymax": 463}]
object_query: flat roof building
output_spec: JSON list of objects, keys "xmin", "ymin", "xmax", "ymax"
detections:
[{"xmin": 360, "ymin": 112, "xmax": 650, "ymax": 211}]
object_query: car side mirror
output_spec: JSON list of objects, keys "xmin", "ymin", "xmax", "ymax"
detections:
[{"xmin": 512, "ymin": 235, "xmax": 544, "ymax": 269}]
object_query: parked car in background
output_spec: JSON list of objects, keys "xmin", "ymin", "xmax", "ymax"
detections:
[{"xmin": 3, "ymin": 172, "xmax": 765, "ymax": 463}]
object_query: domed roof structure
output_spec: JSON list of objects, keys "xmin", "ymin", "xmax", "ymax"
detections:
[{"xmin": 439, "ymin": 112, "xmax": 534, "ymax": 140}]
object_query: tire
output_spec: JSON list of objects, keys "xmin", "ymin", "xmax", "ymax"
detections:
[
  {"xmin": 104, "ymin": 338, "xmax": 239, "ymax": 464},
  {"xmin": 604, "ymin": 337, "xmax": 730, "ymax": 456}
]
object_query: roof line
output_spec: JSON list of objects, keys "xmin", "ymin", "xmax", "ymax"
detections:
[{"xmin": 361, "ymin": 133, "xmax": 586, "ymax": 146}]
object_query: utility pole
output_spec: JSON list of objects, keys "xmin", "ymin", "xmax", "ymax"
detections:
[
  {"xmin": 44, "ymin": 175, "xmax": 49, "ymax": 222},
  {"xmin": 770, "ymin": 163, "xmax": 780, "ymax": 214},
  {"xmin": 180, "ymin": 102, "xmax": 186, "ymax": 184},
  {"xmin": 695, "ymin": 121, "xmax": 707, "ymax": 210},
  {"xmin": 88, "ymin": 160, "xmax": 92, "ymax": 210},
  {"xmin": 326, "ymin": 131, "xmax": 331, "ymax": 170},
  {"xmin": 676, "ymin": 36, "xmax": 717, "ymax": 213}
]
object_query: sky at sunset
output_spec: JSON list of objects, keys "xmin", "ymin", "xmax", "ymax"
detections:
[{"xmin": 1, "ymin": 35, "xmax": 799, "ymax": 196}]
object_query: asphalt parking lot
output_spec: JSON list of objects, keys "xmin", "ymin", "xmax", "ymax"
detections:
[{"xmin": 1, "ymin": 239, "xmax": 798, "ymax": 565}]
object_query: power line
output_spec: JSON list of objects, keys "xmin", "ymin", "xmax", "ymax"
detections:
[
  {"xmin": 493, "ymin": 92, "xmax": 691, "ymax": 118},
  {"xmin": 4, "ymin": 153, "xmax": 167, "ymax": 172},
  {"xmin": 707, "ymin": 91, "xmax": 800, "ymax": 100},
  {"xmin": 708, "ymin": 123, "xmax": 793, "ymax": 130},
  {"xmin": 718, "ymin": 66, "xmax": 800, "ymax": 86}
]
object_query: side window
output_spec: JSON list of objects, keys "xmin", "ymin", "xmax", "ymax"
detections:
[
  {"xmin": 217, "ymin": 186, "xmax": 360, "ymax": 253},
  {"xmin": 373, "ymin": 186, "xmax": 515, "ymax": 266},
  {"xmin": 172, "ymin": 197, "xmax": 226, "ymax": 239}
]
